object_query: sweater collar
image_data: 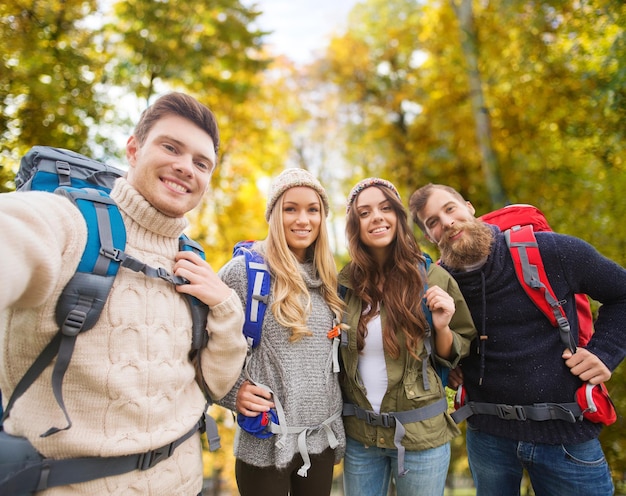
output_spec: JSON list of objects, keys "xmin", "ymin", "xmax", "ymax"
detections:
[
  {"xmin": 299, "ymin": 261, "xmax": 323, "ymax": 289},
  {"xmin": 111, "ymin": 178, "xmax": 189, "ymax": 239}
]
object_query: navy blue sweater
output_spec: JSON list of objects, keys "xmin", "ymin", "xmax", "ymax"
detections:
[{"xmin": 443, "ymin": 226, "xmax": 626, "ymax": 444}]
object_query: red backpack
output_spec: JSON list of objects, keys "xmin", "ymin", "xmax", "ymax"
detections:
[
  {"xmin": 451, "ymin": 204, "xmax": 616, "ymax": 426},
  {"xmin": 479, "ymin": 204, "xmax": 593, "ymax": 347},
  {"xmin": 452, "ymin": 204, "xmax": 615, "ymax": 426}
]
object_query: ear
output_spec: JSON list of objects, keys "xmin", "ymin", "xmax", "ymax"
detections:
[
  {"xmin": 126, "ymin": 135, "xmax": 138, "ymax": 168},
  {"xmin": 466, "ymin": 201, "xmax": 476, "ymax": 216}
]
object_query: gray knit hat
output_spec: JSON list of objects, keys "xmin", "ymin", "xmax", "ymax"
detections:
[
  {"xmin": 346, "ymin": 177, "xmax": 401, "ymax": 213},
  {"xmin": 265, "ymin": 168, "xmax": 330, "ymax": 222}
]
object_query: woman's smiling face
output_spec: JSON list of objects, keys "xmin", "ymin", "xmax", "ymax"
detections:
[
  {"xmin": 281, "ymin": 186, "xmax": 322, "ymax": 261},
  {"xmin": 355, "ymin": 186, "xmax": 397, "ymax": 261}
]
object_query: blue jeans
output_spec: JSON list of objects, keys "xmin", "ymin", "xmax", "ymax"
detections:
[
  {"xmin": 466, "ymin": 427, "xmax": 614, "ymax": 496},
  {"xmin": 343, "ymin": 436, "xmax": 450, "ymax": 496}
]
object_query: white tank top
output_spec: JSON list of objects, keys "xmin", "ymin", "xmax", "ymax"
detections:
[{"xmin": 357, "ymin": 313, "xmax": 388, "ymax": 413}]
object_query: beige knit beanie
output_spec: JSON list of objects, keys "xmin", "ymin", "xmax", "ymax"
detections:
[
  {"xmin": 265, "ymin": 168, "xmax": 330, "ymax": 222},
  {"xmin": 346, "ymin": 177, "xmax": 401, "ymax": 213}
]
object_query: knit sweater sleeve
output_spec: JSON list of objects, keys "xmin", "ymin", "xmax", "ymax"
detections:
[
  {"xmin": 0, "ymin": 191, "xmax": 86, "ymax": 310},
  {"xmin": 200, "ymin": 285, "xmax": 247, "ymax": 401},
  {"xmin": 213, "ymin": 256, "xmax": 249, "ymax": 410},
  {"xmin": 540, "ymin": 232, "xmax": 626, "ymax": 371}
]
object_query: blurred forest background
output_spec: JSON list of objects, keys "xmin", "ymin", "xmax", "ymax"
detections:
[{"xmin": 1, "ymin": 0, "xmax": 624, "ymax": 494}]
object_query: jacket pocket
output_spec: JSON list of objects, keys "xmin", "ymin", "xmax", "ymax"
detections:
[{"xmin": 403, "ymin": 363, "xmax": 442, "ymax": 403}]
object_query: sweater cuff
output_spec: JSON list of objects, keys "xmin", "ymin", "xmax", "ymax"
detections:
[{"xmin": 209, "ymin": 289, "xmax": 241, "ymax": 318}]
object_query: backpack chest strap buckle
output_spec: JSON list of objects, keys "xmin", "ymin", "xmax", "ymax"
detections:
[
  {"xmin": 364, "ymin": 411, "xmax": 395, "ymax": 428},
  {"xmin": 496, "ymin": 404, "xmax": 527, "ymax": 421},
  {"xmin": 137, "ymin": 441, "xmax": 175, "ymax": 470}
]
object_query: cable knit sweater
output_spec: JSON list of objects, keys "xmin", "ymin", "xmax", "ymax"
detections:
[
  {"xmin": 443, "ymin": 226, "xmax": 626, "ymax": 444},
  {"xmin": 218, "ymin": 256, "xmax": 346, "ymax": 469},
  {"xmin": 0, "ymin": 178, "xmax": 247, "ymax": 495}
]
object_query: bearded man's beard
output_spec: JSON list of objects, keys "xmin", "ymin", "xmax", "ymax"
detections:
[{"xmin": 439, "ymin": 220, "xmax": 494, "ymax": 270}]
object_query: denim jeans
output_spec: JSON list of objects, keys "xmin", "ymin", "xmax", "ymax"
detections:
[
  {"xmin": 343, "ymin": 436, "xmax": 450, "ymax": 496},
  {"xmin": 466, "ymin": 427, "xmax": 614, "ymax": 496}
]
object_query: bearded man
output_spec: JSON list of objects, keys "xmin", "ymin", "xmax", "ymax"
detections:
[{"xmin": 409, "ymin": 184, "xmax": 626, "ymax": 496}]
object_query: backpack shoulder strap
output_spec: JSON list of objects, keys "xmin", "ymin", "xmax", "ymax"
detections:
[
  {"xmin": 338, "ymin": 284, "xmax": 348, "ymax": 301},
  {"xmin": 179, "ymin": 235, "xmax": 209, "ymax": 352},
  {"xmin": 421, "ymin": 254, "xmax": 434, "ymax": 329},
  {"xmin": 336, "ymin": 284, "xmax": 349, "ymax": 348},
  {"xmin": 505, "ymin": 225, "xmax": 577, "ymax": 352},
  {"xmin": 2, "ymin": 187, "xmax": 126, "ymax": 434},
  {"xmin": 233, "ymin": 241, "xmax": 270, "ymax": 349},
  {"xmin": 420, "ymin": 254, "xmax": 451, "ymax": 389}
]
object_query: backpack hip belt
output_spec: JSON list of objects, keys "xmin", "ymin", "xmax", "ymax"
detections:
[
  {"xmin": 240, "ymin": 376, "xmax": 341, "ymax": 478},
  {"xmin": 0, "ymin": 415, "xmax": 207, "ymax": 495},
  {"xmin": 342, "ymin": 397, "xmax": 448, "ymax": 477},
  {"xmin": 451, "ymin": 397, "xmax": 582, "ymax": 424},
  {"xmin": 268, "ymin": 407, "xmax": 342, "ymax": 478},
  {"xmin": 451, "ymin": 382, "xmax": 617, "ymax": 426}
]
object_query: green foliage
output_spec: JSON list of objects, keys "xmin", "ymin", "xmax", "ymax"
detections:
[
  {"xmin": 0, "ymin": 0, "xmax": 113, "ymax": 172},
  {"xmin": 321, "ymin": 0, "xmax": 626, "ymax": 485},
  {"xmin": 104, "ymin": 0, "xmax": 269, "ymax": 103},
  {"xmin": 0, "ymin": 0, "xmax": 274, "ymax": 191},
  {"xmin": 322, "ymin": 0, "xmax": 625, "ymax": 265}
]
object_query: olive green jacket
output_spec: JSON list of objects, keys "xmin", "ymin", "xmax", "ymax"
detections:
[{"xmin": 338, "ymin": 261, "xmax": 477, "ymax": 451}]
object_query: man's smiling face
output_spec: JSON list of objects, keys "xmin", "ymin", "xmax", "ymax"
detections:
[{"xmin": 125, "ymin": 114, "xmax": 216, "ymax": 218}]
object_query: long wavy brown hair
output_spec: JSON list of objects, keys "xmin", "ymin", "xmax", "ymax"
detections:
[{"xmin": 346, "ymin": 185, "xmax": 428, "ymax": 359}]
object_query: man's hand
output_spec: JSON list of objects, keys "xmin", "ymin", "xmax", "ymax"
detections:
[
  {"xmin": 447, "ymin": 367, "xmax": 464, "ymax": 390},
  {"xmin": 174, "ymin": 250, "xmax": 232, "ymax": 306},
  {"xmin": 562, "ymin": 348, "xmax": 611, "ymax": 384}
]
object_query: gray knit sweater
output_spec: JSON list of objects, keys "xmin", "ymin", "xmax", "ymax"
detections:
[{"xmin": 218, "ymin": 256, "xmax": 346, "ymax": 468}]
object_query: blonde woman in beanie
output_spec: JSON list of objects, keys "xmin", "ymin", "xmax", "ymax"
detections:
[
  {"xmin": 217, "ymin": 168, "xmax": 345, "ymax": 496},
  {"xmin": 339, "ymin": 178, "xmax": 476, "ymax": 496}
]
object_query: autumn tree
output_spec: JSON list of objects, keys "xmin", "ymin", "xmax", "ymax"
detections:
[
  {"xmin": 321, "ymin": 0, "xmax": 626, "ymax": 486},
  {"xmin": 187, "ymin": 56, "xmax": 305, "ymax": 270},
  {"xmin": 450, "ymin": 0, "xmax": 507, "ymax": 206},
  {"xmin": 0, "ymin": 0, "xmax": 112, "ymax": 171},
  {"xmin": 321, "ymin": 0, "xmax": 625, "ymax": 261},
  {"xmin": 103, "ymin": 0, "xmax": 268, "ymax": 105}
]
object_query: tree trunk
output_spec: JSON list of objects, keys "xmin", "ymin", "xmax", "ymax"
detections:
[{"xmin": 450, "ymin": 0, "xmax": 508, "ymax": 207}]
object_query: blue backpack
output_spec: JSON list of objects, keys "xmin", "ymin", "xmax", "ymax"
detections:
[
  {"xmin": 232, "ymin": 241, "xmax": 271, "ymax": 349},
  {"xmin": 232, "ymin": 242, "xmax": 448, "ymax": 386},
  {"xmin": 0, "ymin": 146, "xmax": 218, "ymax": 494},
  {"xmin": 230, "ymin": 242, "xmax": 277, "ymax": 437}
]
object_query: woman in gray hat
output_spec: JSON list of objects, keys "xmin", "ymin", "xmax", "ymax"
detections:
[{"xmin": 217, "ymin": 168, "xmax": 346, "ymax": 496}]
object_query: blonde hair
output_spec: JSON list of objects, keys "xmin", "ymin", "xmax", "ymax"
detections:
[{"xmin": 257, "ymin": 191, "xmax": 344, "ymax": 342}]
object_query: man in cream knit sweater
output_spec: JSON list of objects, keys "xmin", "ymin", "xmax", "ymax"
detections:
[{"xmin": 0, "ymin": 93, "xmax": 247, "ymax": 495}]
